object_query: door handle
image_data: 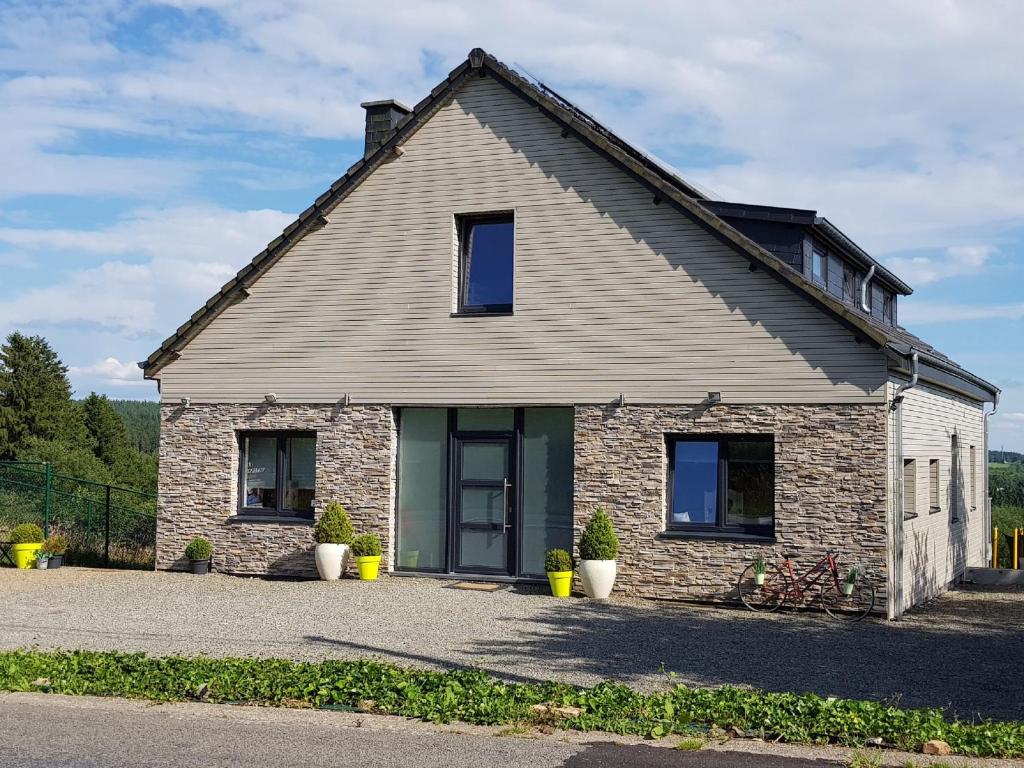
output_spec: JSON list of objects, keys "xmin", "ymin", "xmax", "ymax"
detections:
[{"xmin": 502, "ymin": 478, "xmax": 511, "ymax": 529}]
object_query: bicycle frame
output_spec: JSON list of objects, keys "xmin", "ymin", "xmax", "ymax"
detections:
[{"xmin": 781, "ymin": 551, "xmax": 841, "ymax": 603}]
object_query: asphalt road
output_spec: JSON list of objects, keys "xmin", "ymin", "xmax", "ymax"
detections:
[{"xmin": 0, "ymin": 694, "xmax": 843, "ymax": 768}]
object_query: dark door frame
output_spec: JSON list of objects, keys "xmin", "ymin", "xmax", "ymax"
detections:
[{"xmin": 451, "ymin": 433, "xmax": 516, "ymax": 576}]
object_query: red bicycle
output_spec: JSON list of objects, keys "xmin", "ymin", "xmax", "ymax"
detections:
[{"xmin": 737, "ymin": 551, "xmax": 875, "ymax": 621}]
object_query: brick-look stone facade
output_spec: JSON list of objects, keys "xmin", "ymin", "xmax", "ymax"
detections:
[
  {"xmin": 157, "ymin": 403, "xmax": 395, "ymax": 577},
  {"xmin": 573, "ymin": 404, "xmax": 889, "ymax": 602}
]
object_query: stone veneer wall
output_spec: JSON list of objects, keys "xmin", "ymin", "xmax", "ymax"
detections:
[
  {"xmin": 157, "ymin": 403, "xmax": 395, "ymax": 576},
  {"xmin": 573, "ymin": 404, "xmax": 889, "ymax": 602}
]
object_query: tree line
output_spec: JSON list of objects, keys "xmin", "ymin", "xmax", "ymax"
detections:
[{"xmin": 0, "ymin": 332, "xmax": 158, "ymax": 493}]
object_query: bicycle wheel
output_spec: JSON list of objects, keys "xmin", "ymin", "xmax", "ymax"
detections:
[
  {"xmin": 821, "ymin": 577, "xmax": 875, "ymax": 621},
  {"xmin": 737, "ymin": 563, "xmax": 788, "ymax": 612}
]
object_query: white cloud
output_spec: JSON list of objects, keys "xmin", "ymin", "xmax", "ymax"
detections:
[
  {"xmin": 70, "ymin": 356, "xmax": 148, "ymax": 386},
  {"xmin": 885, "ymin": 245, "xmax": 994, "ymax": 286},
  {"xmin": 899, "ymin": 301, "xmax": 1024, "ymax": 325},
  {"xmin": 1001, "ymin": 412, "xmax": 1024, "ymax": 424},
  {"xmin": 0, "ymin": 205, "xmax": 294, "ymax": 335}
]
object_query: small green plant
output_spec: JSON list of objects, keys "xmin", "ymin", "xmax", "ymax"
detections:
[
  {"xmin": 753, "ymin": 555, "xmax": 767, "ymax": 575},
  {"xmin": 675, "ymin": 736, "xmax": 705, "ymax": 751},
  {"xmin": 845, "ymin": 566, "xmax": 860, "ymax": 585},
  {"xmin": 847, "ymin": 752, "xmax": 882, "ymax": 768},
  {"xmin": 10, "ymin": 523, "xmax": 44, "ymax": 545},
  {"xmin": 351, "ymin": 533, "xmax": 382, "ymax": 557},
  {"xmin": 184, "ymin": 537, "xmax": 212, "ymax": 561},
  {"xmin": 43, "ymin": 534, "xmax": 68, "ymax": 555},
  {"xmin": 578, "ymin": 508, "xmax": 619, "ymax": 560},
  {"xmin": 314, "ymin": 502, "xmax": 354, "ymax": 545},
  {"xmin": 545, "ymin": 548, "xmax": 573, "ymax": 573},
  {"xmin": 34, "ymin": 550, "xmax": 50, "ymax": 562}
]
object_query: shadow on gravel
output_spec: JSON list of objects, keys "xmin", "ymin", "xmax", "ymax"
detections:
[
  {"xmin": 456, "ymin": 593, "xmax": 1023, "ymax": 722},
  {"xmin": 307, "ymin": 587, "xmax": 1023, "ymax": 722}
]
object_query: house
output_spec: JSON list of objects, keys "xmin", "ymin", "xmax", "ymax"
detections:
[{"xmin": 142, "ymin": 48, "xmax": 999, "ymax": 618}]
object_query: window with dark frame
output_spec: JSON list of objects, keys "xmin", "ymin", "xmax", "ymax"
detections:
[
  {"xmin": 239, "ymin": 432, "xmax": 316, "ymax": 519},
  {"xmin": 882, "ymin": 292, "xmax": 894, "ymax": 325},
  {"xmin": 842, "ymin": 264, "xmax": 856, "ymax": 303},
  {"xmin": 667, "ymin": 435, "xmax": 775, "ymax": 537},
  {"xmin": 457, "ymin": 213, "xmax": 514, "ymax": 314},
  {"xmin": 811, "ymin": 248, "xmax": 827, "ymax": 286}
]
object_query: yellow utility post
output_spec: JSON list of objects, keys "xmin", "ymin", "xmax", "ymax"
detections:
[
  {"xmin": 1016, "ymin": 528, "xmax": 1021, "ymax": 570},
  {"xmin": 993, "ymin": 527, "xmax": 999, "ymax": 568}
]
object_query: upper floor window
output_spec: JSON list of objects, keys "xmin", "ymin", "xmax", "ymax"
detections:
[
  {"xmin": 882, "ymin": 292, "xmax": 895, "ymax": 325},
  {"xmin": 811, "ymin": 248, "xmax": 827, "ymax": 286},
  {"xmin": 667, "ymin": 435, "xmax": 775, "ymax": 537},
  {"xmin": 239, "ymin": 431, "xmax": 316, "ymax": 519},
  {"xmin": 457, "ymin": 214, "xmax": 514, "ymax": 314},
  {"xmin": 842, "ymin": 264, "xmax": 856, "ymax": 303}
]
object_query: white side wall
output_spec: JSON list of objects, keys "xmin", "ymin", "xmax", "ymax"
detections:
[{"xmin": 889, "ymin": 376, "xmax": 987, "ymax": 611}]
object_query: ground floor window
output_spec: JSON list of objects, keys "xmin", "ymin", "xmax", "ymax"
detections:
[
  {"xmin": 667, "ymin": 435, "xmax": 774, "ymax": 537},
  {"xmin": 238, "ymin": 431, "xmax": 316, "ymax": 518},
  {"xmin": 395, "ymin": 407, "xmax": 573, "ymax": 579}
]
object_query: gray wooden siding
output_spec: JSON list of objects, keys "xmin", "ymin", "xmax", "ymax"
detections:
[
  {"xmin": 888, "ymin": 378, "xmax": 987, "ymax": 607},
  {"xmin": 157, "ymin": 76, "xmax": 886, "ymax": 405}
]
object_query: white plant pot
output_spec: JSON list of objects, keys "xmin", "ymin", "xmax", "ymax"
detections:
[
  {"xmin": 314, "ymin": 543, "xmax": 350, "ymax": 581},
  {"xmin": 842, "ymin": 582, "xmax": 855, "ymax": 596},
  {"xmin": 36, "ymin": 559, "xmax": 48, "ymax": 570},
  {"xmin": 579, "ymin": 559, "xmax": 616, "ymax": 599},
  {"xmin": 754, "ymin": 573, "xmax": 765, "ymax": 586}
]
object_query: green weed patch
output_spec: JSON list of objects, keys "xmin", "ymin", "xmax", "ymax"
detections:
[{"xmin": 1, "ymin": 650, "xmax": 1021, "ymax": 758}]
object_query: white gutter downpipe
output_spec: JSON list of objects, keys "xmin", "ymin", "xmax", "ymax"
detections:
[
  {"xmin": 889, "ymin": 350, "xmax": 919, "ymax": 620},
  {"xmin": 984, "ymin": 391, "xmax": 1000, "ymax": 564},
  {"xmin": 860, "ymin": 264, "xmax": 876, "ymax": 313}
]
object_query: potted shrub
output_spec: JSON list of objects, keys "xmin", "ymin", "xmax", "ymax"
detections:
[
  {"xmin": 10, "ymin": 523, "xmax": 44, "ymax": 569},
  {"xmin": 184, "ymin": 537, "xmax": 213, "ymax": 575},
  {"xmin": 34, "ymin": 550, "xmax": 50, "ymax": 569},
  {"xmin": 43, "ymin": 534, "xmax": 68, "ymax": 569},
  {"xmin": 545, "ymin": 548, "xmax": 573, "ymax": 598},
  {"xmin": 313, "ymin": 502, "xmax": 353, "ymax": 580},
  {"xmin": 351, "ymin": 533, "xmax": 382, "ymax": 581},
  {"xmin": 752, "ymin": 555, "xmax": 767, "ymax": 586},
  {"xmin": 578, "ymin": 508, "xmax": 619, "ymax": 599},
  {"xmin": 843, "ymin": 566, "xmax": 860, "ymax": 596}
]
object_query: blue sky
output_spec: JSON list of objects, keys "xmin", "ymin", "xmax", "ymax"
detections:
[{"xmin": 1, "ymin": 1, "xmax": 1022, "ymax": 449}]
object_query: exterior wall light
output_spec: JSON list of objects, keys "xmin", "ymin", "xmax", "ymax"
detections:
[
  {"xmin": 264, "ymin": 393, "xmax": 278, "ymax": 404},
  {"xmin": 706, "ymin": 391, "xmax": 721, "ymax": 405},
  {"xmin": 615, "ymin": 393, "xmax": 626, "ymax": 407},
  {"xmin": 180, "ymin": 397, "xmax": 190, "ymax": 407}
]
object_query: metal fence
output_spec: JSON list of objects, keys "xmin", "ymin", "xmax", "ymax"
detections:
[{"xmin": 0, "ymin": 461, "xmax": 156, "ymax": 569}]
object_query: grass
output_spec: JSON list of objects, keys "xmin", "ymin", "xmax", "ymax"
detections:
[
  {"xmin": 1, "ymin": 650, "xmax": 1023, "ymax": 758},
  {"xmin": 992, "ymin": 505, "xmax": 1024, "ymax": 567},
  {"xmin": 847, "ymin": 752, "xmax": 882, "ymax": 768}
]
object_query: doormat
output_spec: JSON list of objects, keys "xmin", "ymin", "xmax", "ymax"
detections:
[{"xmin": 448, "ymin": 581, "xmax": 503, "ymax": 592}]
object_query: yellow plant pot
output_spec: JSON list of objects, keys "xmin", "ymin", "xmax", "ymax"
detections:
[
  {"xmin": 12, "ymin": 542, "xmax": 42, "ymax": 570},
  {"xmin": 355, "ymin": 554, "xmax": 381, "ymax": 581},
  {"xmin": 547, "ymin": 570, "xmax": 573, "ymax": 598}
]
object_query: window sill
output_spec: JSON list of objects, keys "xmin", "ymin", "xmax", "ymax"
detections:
[
  {"xmin": 903, "ymin": 511, "xmax": 919, "ymax": 521},
  {"xmin": 657, "ymin": 531, "xmax": 776, "ymax": 544},
  {"xmin": 229, "ymin": 515, "xmax": 313, "ymax": 526},
  {"xmin": 929, "ymin": 506, "xmax": 941, "ymax": 515},
  {"xmin": 450, "ymin": 311, "xmax": 514, "ymax": 318}
]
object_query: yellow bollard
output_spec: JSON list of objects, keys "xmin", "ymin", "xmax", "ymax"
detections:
[
  {"xmin": 1016, "ymin": 528, "xmax": 1021, "ymax": 570},
  {"xmin": 993, "ymin": 527, "xmax": 999, "ymax": 568}
]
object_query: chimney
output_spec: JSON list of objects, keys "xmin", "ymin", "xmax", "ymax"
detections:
[{"xmin": 360, "ymin": 99, "xmax": 412, "ymax": 157}]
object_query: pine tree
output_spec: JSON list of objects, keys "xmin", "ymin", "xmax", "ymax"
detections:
[
  {"xmin": 0, "ymin": 332, "xmax": 88, "ymax": 458},
  {"xmin": 82, "ymin": 392, "xmax": 132, "ymax": 468}
]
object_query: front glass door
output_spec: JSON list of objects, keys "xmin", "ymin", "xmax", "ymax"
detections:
[{"xmin": 455, "ymin": 437, "xmax": 513, "ymax": 575}]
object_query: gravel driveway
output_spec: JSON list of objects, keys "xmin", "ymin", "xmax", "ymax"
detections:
[{"xmin": 1, "ymin": 568, "xmax": 1020, "ymax": 721}]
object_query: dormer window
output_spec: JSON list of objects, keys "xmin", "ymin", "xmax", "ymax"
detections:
[
  {"xmin": 811, "ymin": 248, "xmax": 827, "ymax": 286},
  {"xmin": 457, "ymin": 213, "xmax": 514, "ymax": 314},
  {"xmin": 883, "ymin": 292, "xmax": 894, "ymax": 325}
]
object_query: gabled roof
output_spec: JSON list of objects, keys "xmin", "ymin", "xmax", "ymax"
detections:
[{"xmin": 140, "ymin": 48, "xmax": 998, "ymax": 402}]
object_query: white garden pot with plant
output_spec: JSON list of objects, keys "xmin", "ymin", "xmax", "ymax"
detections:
[
  {"xmin": 578, "ymin": 508, "xmax": 619, "ymax": 599},
  {"xmin": 313, "ymin": 502, "xmax": 354, "ymax": 580}
]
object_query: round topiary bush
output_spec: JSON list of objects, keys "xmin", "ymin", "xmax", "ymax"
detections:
[
  {"xmin": 544, "ymin": 548, "xmax": 573, "ymax": 573},
  {"xmin": 351, "ymin": 533, "xmax": 382, "ymax": 557},
  {"xmin": 578, "ymin": 508, "xmax": 619, "ymax": 561},
  {"xmin": 184, "ymin": 537, "xmax": 212, "ymax": 561},
  {"xmin": 314, "ymin": 502, "xmax": 354, "ymax": 545},
  {"xmin": 10, "ymin": 523, "xmax": 44, "ymax": 545}
]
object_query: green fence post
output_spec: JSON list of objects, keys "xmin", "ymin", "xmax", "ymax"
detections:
[
  {"xmin": 43, "ymin": 462, "xmax": 52, "ymax": 538},
  {"xmin": 105, "ymin": 484, "xmax": 111, "ymax": 567}
]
